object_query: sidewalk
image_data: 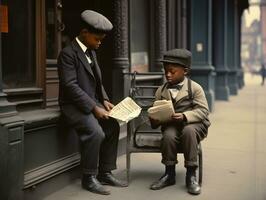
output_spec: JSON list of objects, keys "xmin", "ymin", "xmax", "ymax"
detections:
[{"xmin": 44, "ymin": 73, "xmax": 266, "ymax": 200}]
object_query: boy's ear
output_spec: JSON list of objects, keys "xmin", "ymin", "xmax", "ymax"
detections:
[{"xmin": 184, "ymin": 68, "xmax": 189, "ymax": 75}]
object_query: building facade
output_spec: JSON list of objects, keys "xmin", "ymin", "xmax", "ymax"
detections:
[
  {"xmin": 0, "ymin": 0, "xmax": 248, "ymax": 199},
  {"xmin": 242, "ymin": 1, "xmax": 264, "ymax": 74},
  {"xmin": 261, "ymin": 0, "xmax": 266, "ymax": 64}
]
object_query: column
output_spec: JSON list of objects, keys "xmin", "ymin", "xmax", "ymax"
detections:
[
  {"xmin": 227, "ymin": 0, "xmax": 238, "ymax": 95},
  {"xmin": 112, "ymin": 0, "xmax": 129, "ymax": 103},
  {"xmin": 213, "ymin": 0, "xmax": 230, "ymax": 100},
  {"xmin": 235, "ymin": 0, "xmax": 244, "ymax": 89},
  {"xmin": 189, "ymin": 0, "xmax": 215, "ymax": 111},
  {"xmin": 154, "ymin": 0, "xmax": 167, "ymax": 70}
]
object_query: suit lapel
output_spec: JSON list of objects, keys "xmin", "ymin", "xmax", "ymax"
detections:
[
  {"xmin": 71, "ymin": 40, "xmax": 95, "ymax": 79},
  {"xmin": 160, "ymin": 84, "xmax": 172, "ymax": 100}
]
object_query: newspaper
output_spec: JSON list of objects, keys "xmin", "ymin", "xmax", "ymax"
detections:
[
  {"xmin": 108, "ymin": 97, "xmax": 142, "ymax": 123},
  {"xmin": 147, "ymin": 100, "xmax": 175, "ymax": 122}
]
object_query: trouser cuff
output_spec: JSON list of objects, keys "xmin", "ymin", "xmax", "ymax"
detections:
[
  {"xmin": 83, "ymin": 168, "xmax": 98, "ymax": 175},
  {"xmin": 184, "ymin": 160, "xmax": 198, "ymax": 168},
  {"xmin": 98, "ymin": 163, "xmax": 117, "ymax": 173},
  {"xmin": 161, "ymin": 160, "xmax": 178, "ymax": 166}
]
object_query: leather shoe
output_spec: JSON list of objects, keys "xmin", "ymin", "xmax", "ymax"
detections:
[
  {"xmin": 150, "ymin": 174, "xmax": 176, "ymax": 190},
  {"xmin": 186, "ymin": 175, "xmax": 201, "ymax": 195},
  {"xmin": 82, "ymin": 175, "xmax": 110, "ymax": 195},
  {"xmin": 97, "ymin": 172, "xmax": 128, "ymax": 187}
]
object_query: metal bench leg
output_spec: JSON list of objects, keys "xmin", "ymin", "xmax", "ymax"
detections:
[
  {"xmin": 126, "ymin": 151, "xmax": 131, "ymax": 184},
  {"xmin": 198, "ymin": 144, "xmax": 203, "ymax": 186}
]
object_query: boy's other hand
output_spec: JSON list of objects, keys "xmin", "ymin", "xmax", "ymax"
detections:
[
  {"xmin": 172, "ymin": 113, "xmax": 184, "ymax": 122},
  {"xmin": 103, "ymin": 100, "xmax": 114, "ymax": 111},
  {"xmin": 93, "ymin": 105, "xmax": 109, "ymax": 119}
]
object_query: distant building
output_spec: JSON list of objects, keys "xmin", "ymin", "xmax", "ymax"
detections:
[
  {"xmin": 242, "ymin": 0, "xmax": 266, "ymax": 73},
  {"xmin": 242, "ymin": 17, "xmax": 261, "ymax": 73},
  {"xmin": 261, "ymin": 0, "xmax": 266, "ymax": 64}
]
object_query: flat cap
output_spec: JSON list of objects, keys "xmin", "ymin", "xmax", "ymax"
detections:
[
  {"xmin": 81, "ymin": 10, "xmax": 113, "ymax": 33},
  {"xmin": 161, "ymin": 49, "xmax": 191, "ymax": 68}
]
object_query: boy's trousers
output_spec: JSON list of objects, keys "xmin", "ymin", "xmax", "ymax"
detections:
[
  {"xmin": 161, "ymin": 123, "xmax": 208, "ymax": 167},
  {"xmin": 74, "ymin": 114, "xmax": 120, "ymax": 175}
]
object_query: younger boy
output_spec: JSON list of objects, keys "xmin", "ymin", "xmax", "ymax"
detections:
[{"xmin": 149, "ymin": 49, "xmax": 210, "ymax": 195}]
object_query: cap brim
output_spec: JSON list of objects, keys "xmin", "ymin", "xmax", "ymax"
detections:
[{"xmin": 160, "ymin": 59, "xmax": 187, "ymax": 67}]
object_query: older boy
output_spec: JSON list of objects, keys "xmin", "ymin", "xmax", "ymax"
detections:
[
  {"xmin": 149, "ymin": 49, "xmax": 210, "ymax": 195},
  {"xmin": 57, "ymin": 10, "xmax": 126, "ymax": 195}
]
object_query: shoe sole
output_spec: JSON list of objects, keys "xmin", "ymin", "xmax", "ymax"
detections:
[
  {"xmin": 150, "ymin": 181, "xmax": 176, "ymax": 190},
  {"xmin": 82, "ymin": 184, "xmax": 111, "ymax": 195},
  {"xmin": 98, "ymin": 180, "xmax": 128, "ymax": 187},
  {"xmin": 187, "ymin": 189, "xmax": 201, "ymax": 195}
]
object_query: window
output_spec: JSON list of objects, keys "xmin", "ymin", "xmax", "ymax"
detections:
[
  {"xmin": 46, "ymin": 0, "xmax": 80, "ymax": 61},
  {"xmin": 130, "ymin": 0, "xmax": 151, "ymax": 73},
  {"xmin": 1, "ymin": 0, "xmax": 36, "ymax": 89}
]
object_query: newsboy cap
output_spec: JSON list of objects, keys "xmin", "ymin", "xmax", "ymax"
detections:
[
  {"xmin": 161, "ymin": 49, "xmax": 192, "ymax": 68},
  {"xmin": 81, "ymin": 10, "xmax": 113, "ymax": 33}
]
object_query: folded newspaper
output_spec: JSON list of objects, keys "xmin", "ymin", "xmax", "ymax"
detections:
[
  {"xmin": 108, "ymin": 97, "xmax": 142, "ymax": 123},
  {"xmin": 147, "ymin": 100, "xmax": 175, "ymax": 122}
]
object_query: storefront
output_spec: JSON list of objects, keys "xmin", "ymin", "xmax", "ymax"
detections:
[{"xmin": 0, "ymin": 0, "xmax": 248, "ymax": 199}]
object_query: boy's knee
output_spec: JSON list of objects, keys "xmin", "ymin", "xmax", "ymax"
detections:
[
  {"xmin": 78, "ymin": 128, "xmax": 105, "ymax": 144},
  {"xmin": 182, "ymin": 126, "xmax": 196, "ymax": 139},
  {"xmin": 93, "ymin": 129, "xmax": 105, "ymax": 141},
  {"xmin": 162, "ymin": 131, "xmax": 177, "ymax": 144}
]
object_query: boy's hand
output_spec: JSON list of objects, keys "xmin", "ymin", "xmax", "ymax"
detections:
[
  {"xmin": 92, "ymin": 105, "xmax": 109, "ymax": 119},
  {"xmin": 103, "ymin": 100, "xmax": 114, "ymax": 111},
  {"xmin": 172, "ymin": 113, "xmax": 184, "ymax": 122}
]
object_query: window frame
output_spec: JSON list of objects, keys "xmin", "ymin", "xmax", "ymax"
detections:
[{"xmin": 1, "ymin": 0, "xmax": 46, "ymax": 109}]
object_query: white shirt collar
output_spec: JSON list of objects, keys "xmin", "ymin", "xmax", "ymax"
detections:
[
  {"xmin": 76, "ymin": 37, "xmax": 87, "ymax": 53},
  {"xmin": 75, "ymin": 37, "xmax": 92, "ymax": 64},
  {"xmin": 167, "ymin": 78, "xmax": 186, "ymax": 99}
]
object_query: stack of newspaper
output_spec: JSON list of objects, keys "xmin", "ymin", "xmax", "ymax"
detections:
[
  {"xmin": 147, "ymin": 100, "xmax": 175, "ymax": 122},
  {"xmin": 108, "ymin": 97, "xmax": 142, "ymax": 123}
]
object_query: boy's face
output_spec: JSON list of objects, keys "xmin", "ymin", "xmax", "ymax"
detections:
[
  {"xmin": 80, "ymin": 29, "xmax": 106, "ymax": 50},
  {"xmin": 163, "ymin": 63, "xmax": 188, "ymax": 85}
]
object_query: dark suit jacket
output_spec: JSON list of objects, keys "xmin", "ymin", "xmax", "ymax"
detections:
[{"xmin": 57, "ymin": 39, "xmax": 109, "ymax": 125}]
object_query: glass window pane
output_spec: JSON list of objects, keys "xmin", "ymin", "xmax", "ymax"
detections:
[
  {"xmin": 46, "ymin": 0, "xmax": 73, "ymax": 60},
  {"xmin": 1, "ymin": 0, "xmax": 36, "ymax": 89},
  {"xmin": 130, "ymin": 0, "xmax": 150, "ymax": 72}
]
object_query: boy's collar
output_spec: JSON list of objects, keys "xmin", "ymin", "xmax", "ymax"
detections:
[{"xmin": 75, "ymin": 37, "xmax": 87, "ymax": 53}]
